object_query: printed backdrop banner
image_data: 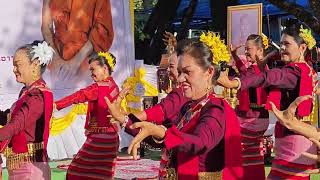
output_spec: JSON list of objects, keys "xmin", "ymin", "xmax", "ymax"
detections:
[{"xmin": 0, "ymin": 0, "xmax": 135, "ymax": 160}]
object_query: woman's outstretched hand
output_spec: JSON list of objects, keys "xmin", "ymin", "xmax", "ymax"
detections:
[
  {"xmin": 104, "ymin": 87, "xmax": 130, "ymax": 123},
  {"xmin": 270, "ymin": 95, "xmax": 312, "ymax": 128},
  {"xmin": 128, "ymin": 122, "xmax": 166, "ymax": 159}
]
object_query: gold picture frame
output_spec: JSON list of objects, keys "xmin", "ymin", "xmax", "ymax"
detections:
[{"xmin": 227, "ymin": 3, "xmax": 262, "ymax": 55}]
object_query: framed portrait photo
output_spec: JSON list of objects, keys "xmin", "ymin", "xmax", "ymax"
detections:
[{"xmin": 227, "ymin": 3, "xmax": 262, "ymax": 55}]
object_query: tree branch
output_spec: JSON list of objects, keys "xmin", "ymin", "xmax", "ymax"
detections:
[
  {"xmin": 267, "ymin": 0, "xmax": 320, "ymax": 35},
  {"xmin": 309, "ymin": 0, "xmax": 320, "ymax": 21},
  {"xmin": 176, "ymin": 0, "xmax": 198, "ymax": 40}
]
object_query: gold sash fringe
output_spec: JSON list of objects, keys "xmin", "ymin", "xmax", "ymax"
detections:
[
  {"xmin": 299, "ymin": 96, "xmax": 316, "ymax": 123},
  {"xmin": 86, "ymin": 117, "xmax": 115, "ymax": 133},
  {"xmin": 4, "ymin": 142, "xmax": 44, "ymax": 170},
  {"xmin": 165, "ymin": 168, "xmax": 222, "ymax": 180},
  {"xmin": 300, "ymin": 113, "xmax": 313, "ymax": 122}
]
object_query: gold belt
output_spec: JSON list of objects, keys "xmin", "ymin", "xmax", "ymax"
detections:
[
  {"xmin": 166, "ymin": 168, "xmax": 222, "ymax": 180},
  {"xmin": 4, "ymin": 142, "xmax": 44, "ymax": 170},
  {"xmin": 86, "ymin": 125, "xmax": 115, "ymax": 133},
  {"xmin": 198, "ymin": 172, "xmax": 222, "ymax": 180},
  {"xmin": 165, "ymin": 168, "xmax": 177, "ymax": 180}
]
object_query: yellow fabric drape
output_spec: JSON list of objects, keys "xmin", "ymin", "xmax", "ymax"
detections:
[
  {"xmin": 312, "ymin": 97, "xmax": 319, "ymax": 126},
  {"xmin": 130, "ymin": 0, "xmax": 135, "ymax": 34},
  {"xmin": 121, "ymin": 67, "xmax": 158, "ymax": 113},
  {"xmin": 50, "ymin": 104, "xmax": 87, "ymax": 136}
]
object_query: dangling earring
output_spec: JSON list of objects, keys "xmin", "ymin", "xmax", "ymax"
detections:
[
  {"xmin": 206, "ymin": 81, "xmax": 212, "ymax": 96},
  {"xmin": 207, "ymin": 86, "xmax": 212, "ymax": 95},
  {"xmin": 299, "ymin": 51, "xmax": 304, "ymax": 62},
  {"xmin": 32, "ymin": 70, "xmax": 38, "ymax": 81}
]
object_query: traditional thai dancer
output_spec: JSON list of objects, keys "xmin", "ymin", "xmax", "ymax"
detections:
[
  {"xmin": 271, "ymin": 95, "xmax": 320, "ymax": 174},
  {"xmin": 0, "ymin": 41, "xmax": 54, "ymax": 180},
  {"xmin": 219, "ymin": 23, "xmax": 318, "ymax": 180},
  {"xmin": 163, "ymin": 31, "xmax": 179, "ymax": 92},
  {"xmin": 232, "ymin": 34, "xmax": 270, "ymax": 180},
  {"xmin": 55, "ymin": 52, "xmax": 119, "ymax": 179},
  {"xmin": 107, "ymin": 32, "xmax": 244, "ymax": 180}
]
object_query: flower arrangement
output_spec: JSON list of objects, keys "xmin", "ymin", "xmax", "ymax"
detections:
[
  {"xmin": 199, "ymin": 31, "xmax": 230, "ymax": 65},
  {"xmin": 98, "ymin": 52, "xmax": 115, "ymax": 71},
  {"xmin": 299, "ymin": 25, "xmax": 316, "ymax": 50},
  {"xmin": 261, "ymin": 33, "xmax": 269, "ymax": 49},
  {"xmin": 31, "ymin": 41, "xmax": 55, "ymax": 66}
]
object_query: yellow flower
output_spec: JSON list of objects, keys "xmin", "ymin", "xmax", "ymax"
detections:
[
  {"xmin": 261, "ymin": 33, "xmax": 269, "ymax": 49},
  {"xmin": 199, "ymin": 31, "xmax": 230, "ymax": 65},
  {"xmin": 98, "ymin": 52, "xmax": 115, "ymax": 70},
  {"xmin": 299, "ymin": 25, "xmax": 316, "ymax": 50}
]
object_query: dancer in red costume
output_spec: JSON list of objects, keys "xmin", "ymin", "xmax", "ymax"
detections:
[
  {"xmin": 107, "ymin": 35, "xmax": 243, "ymax": 180},
  {"xmin": 219, "ymin": 22, "xmax": 318, "ymax": 180},
  {"xmin": 55, "ymin": 52, "xmax": 119, "ymax": 179},
  {"xmin": 270, "ymin": 95, "xmax": 320, "ymax": 175},
  {"xmin": 0, "ymin": 41, "xmax": 54, "ymax": 180},
  {"xmin": 232, "ymin": 34, "xmax": 270, "ymax": 180}
]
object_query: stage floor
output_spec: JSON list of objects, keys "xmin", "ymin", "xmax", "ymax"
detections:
[{"xmin": 1, "ymin": 150, "xmax": 320, "ymax": 180}]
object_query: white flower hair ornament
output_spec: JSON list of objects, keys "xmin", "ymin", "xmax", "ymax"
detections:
[{"xmin": 31, "ymin": 41, "xmax": 55, "ymax": 66}]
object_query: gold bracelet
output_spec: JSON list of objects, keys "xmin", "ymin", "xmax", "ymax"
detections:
[
  {"xmin": 152, "ymin": 125, "xmax": 167, "ymax": 143},
  {"xmin": 152, "ymin": 136, "xmax": 164, "ymax": 144},
  {"xmin": 233, "ymin": 77, "xmax": 241, "ymax": 90},
  {"xmin": 121, "ymin": 115, "xmax": 129, "ymax": 128}
]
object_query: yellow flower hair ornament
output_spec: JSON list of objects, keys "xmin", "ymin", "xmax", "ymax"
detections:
[
  {"xmin": 98, "ymin": 52, "xmax": 115, "ymax": 71},
  {"xmin": 299, "ymin": 25, "xmax": 316, "ymax": 50},
  {"xmin": 261, "ymin": 33, "xmax": 269, "ymax": 49},
  {"xmin": 199, "ymin": 31, "xmax": 230, "ymax": 65}
]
